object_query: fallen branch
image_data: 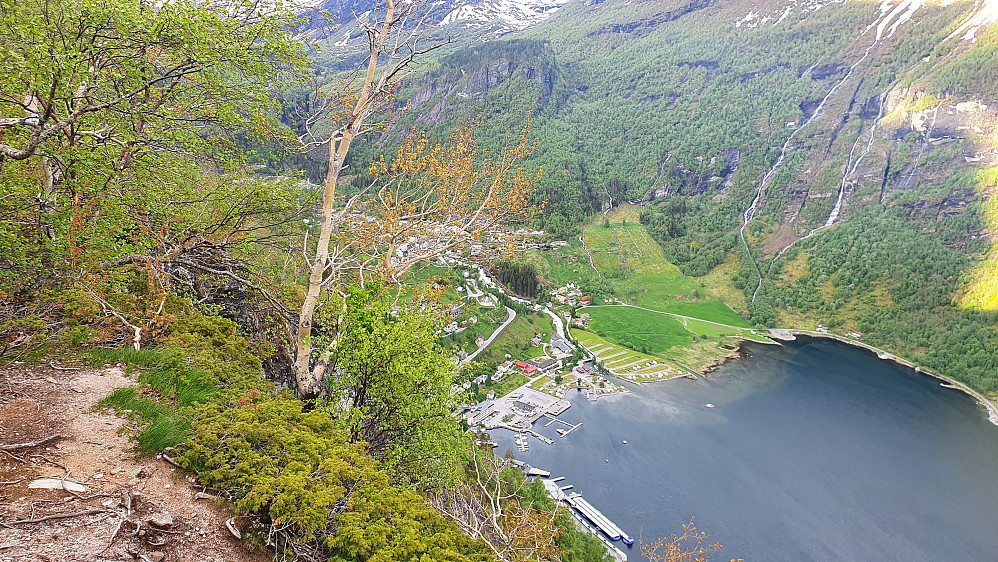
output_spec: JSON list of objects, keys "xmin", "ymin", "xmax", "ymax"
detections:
[
  {"xmin": 103, "ymin": 515, "xmax": 125, "ymax": 553},
  {"xmin": 225, "ymin": 517, "xmax": 242, "ymax": 539},
  {"xmin": 159, "ymin": 453, "xmax": 180, "ymax": 468},
  {"xmin": 0, "ymin": 450, "xmax": 27, "ymax": 463},
  {"xmin": 49, "ymin": 362, "xmax": 80, "ymax": 371},
  {"xmin": 0, "ymin": 434, "xmax": 62, "ymax": 451},
  {"xmin": 0, "ymin": 508, "xmax": 105, "ymax": 527}
]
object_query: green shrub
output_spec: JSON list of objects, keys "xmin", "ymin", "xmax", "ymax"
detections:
[{"xmin": 179, "ymin": 398, "xmax": 492, "ymax": 561}]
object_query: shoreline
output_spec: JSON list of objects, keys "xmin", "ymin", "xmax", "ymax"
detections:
[
  {"xmin": 598, "ymin": 328, "xmax": 998, "ymax": 428},
  {"xmin": 768, "ymin": 330, "xmax": 998, "ymax": 426}
]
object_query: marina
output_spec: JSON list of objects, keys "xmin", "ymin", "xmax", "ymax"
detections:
[
  {"xmin": 541, "ymin": 477, "xmax": 631, "ymax": 561},
  {"xmin": 567, "ymin": 495, "xmax": 634, "ymax": 545},
  {"xmin": 543, "ymin": 413, "xmax": 584, "ymax": 438}
]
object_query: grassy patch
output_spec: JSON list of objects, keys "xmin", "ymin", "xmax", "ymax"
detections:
[
  {"xmin": 571, "ymin": 329, "xmax": 661, "ymax": 369},
  {"xmin": 88, "ymin": 314, "xmax": 271, "ymax": 454},
  {"xmin": 87, "ymin": 346, "xmax": 220, "ymax": 407},
  {"xmin": 585, "ymin": 306, "xmax": 693, "ymax": 353},
  {"xmin": 98, "ymin": 387, "xmax": 189, "ymax": 453},
  {"xmin": 530, "ymin": 376, "xmax": 553, "ymax": 390},
  {"xmin": 581, "ymin": 206, "xmax": 752, "ymax": 327},
  {"xmin": 469, "ymin": 312, "xmax": 552, "ymax": 366},
  {"xmin": 693, "ymin": 252, "xmax": 749, "ymax": 313}
]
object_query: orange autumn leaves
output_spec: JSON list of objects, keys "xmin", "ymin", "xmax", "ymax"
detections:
[{"xmin": 345, "ymin": 117, "xmax": 541, "ymax": 283}]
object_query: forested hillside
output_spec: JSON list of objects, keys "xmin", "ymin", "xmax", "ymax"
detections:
[{"xmin": 307, "ymin": 0, "xmax": 998, "ymax": 396}]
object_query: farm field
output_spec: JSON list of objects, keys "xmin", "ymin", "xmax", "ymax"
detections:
[
  {"xmin": 582, "ymin": 205, "xmax": 752, "ymax": 327},
  {"xmin": 574, "ymin": 305, "xmax": 769, "ymax": 373},
  {"xmin": 570, "ymin": 328, "xmax": 679, "ymax": 381},
  {"xmin": 583, "ymin": 306, "xmax": 692, "ymax": 354}
]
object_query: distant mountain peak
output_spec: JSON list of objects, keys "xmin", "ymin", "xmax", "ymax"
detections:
[
  {"xmin": 310, "ymin": 0, "xmax": 571, "ymax": 42},
  {"xmin": 440, "ymin": 0, "xmax": 571, "ymax": 34}
]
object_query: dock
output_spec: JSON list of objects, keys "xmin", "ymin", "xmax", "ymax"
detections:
[
  {"xmin": 528, "ymin": 429, "xmax": 554, "ymax": 445},
  {"xmin": 541, "ymin": 477, "xmax": 632, "ymax": 561},
  {"xmin": 543, "ymin": 413, "xmax": 583, "ymax": 438},
  {"xmin": 508, "ymin": 459, "xmax": 549, "ymax": 477},
  {"xmin": 567, "ymin": 495, "xmax": 633, "ymax": 544}
]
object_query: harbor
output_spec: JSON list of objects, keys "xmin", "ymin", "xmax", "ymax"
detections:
[{"xmin": 541, "ymin": 477, "xmax": 630, "ymax": 562}]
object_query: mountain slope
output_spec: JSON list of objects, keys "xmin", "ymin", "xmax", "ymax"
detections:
[{"xmin": 310, "ymin": 0, "xmax": 998, "ymax": 394}]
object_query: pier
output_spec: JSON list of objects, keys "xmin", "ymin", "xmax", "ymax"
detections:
[
  {"xmin": 544, "ymin": 413, "xmax": 583, "ymax": 437},
  {"xmin": 541, "ymin": 477, "xmax": 632, "ymax": 561},
  {"xmin": 528, "ymin": 429, "xmax": 555, "ymax": 445},
  {"xmin": 568, "ymin": 496, "xmax": 633, "ymax": 544}
]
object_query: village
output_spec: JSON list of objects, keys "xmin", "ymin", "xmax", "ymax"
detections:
[{"xmin": 427, "ymin": 259, "xmax": 629, "ymax": 454}]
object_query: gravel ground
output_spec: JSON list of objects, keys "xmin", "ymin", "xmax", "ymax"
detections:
[{"xmin": 0, "ymin": 361, "xmax": 268, "ymax": 562}]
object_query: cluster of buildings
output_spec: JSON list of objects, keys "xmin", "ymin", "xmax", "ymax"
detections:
[
  {"xmin": 443, "ymin": 313, "xmax": 479, "ymax": 335},
  {"xmin": 572, "ymin": 312, "xmax": 591, "ymax": 328},
  {"xmin": 465, "ymin": 386, "xmax": 571, "ymax": 430},
  {"xmin": 551, "ymin": 283, "xmax": 591, "ymax": 307}
]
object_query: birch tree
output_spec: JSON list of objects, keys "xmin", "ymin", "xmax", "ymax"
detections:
[
  {"xmin": 292, "ymin": 0, "xmax": 539, "ymax": 398},
  {"xmin": 0, "ymin": 0, "xmax": 306, "ymax": 346}
]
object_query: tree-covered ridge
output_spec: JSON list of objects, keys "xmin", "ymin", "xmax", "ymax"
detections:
[{"xmin": 368, "ymin": 0, "xmax": 982, "ymax": 233}]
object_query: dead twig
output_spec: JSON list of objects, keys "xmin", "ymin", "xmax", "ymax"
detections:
[
  {"xmin": 29, "ymin": 454, "xmax": 68, "ymax": 473},
  {"xmin": 159, "ymin": 453, "xmax": 180, "ymax": 468},
  {"xmin": 0, "ymin": 434, "xmax": 62, "ymax": 451},
  {"xmin": 48, "ymin": 362, "xmax": 80, "ymax": 371},
  {"xmin": 225, "ymin": 517, "xmax": 242, "ymax": 539},
  {"xmin": 0, "ymin": 508, "xmax": 105, "ymax": 527},
  {"xmin": 0, "ymin": 450, "xmax": 27, "ymax": 463},
  {"xmin": 103, "ymin": 515, "xmax": 125, "ymax": 553}
]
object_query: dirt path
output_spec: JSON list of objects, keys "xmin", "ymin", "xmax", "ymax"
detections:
[{"xmin": 0, "ymin": 362, "xmax": 267, "ymax": 562}]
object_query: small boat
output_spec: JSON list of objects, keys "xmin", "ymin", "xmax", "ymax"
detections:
[
  {"xmin": 622, "ymin": 440, "xmax": 628, "ymax": 444},
  {"xmin": 705, "ymin": 403, "xmax": 715, "ymax": 408}
]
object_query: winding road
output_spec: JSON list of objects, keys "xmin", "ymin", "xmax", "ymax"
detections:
[{"xmin": 462, "ymin": 306, "xmax": 516, "ymax": 363}]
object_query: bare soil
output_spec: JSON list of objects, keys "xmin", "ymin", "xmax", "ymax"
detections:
[{"xmin": 0, "ymin": 362, "xmax": 268, "ymax": 562}]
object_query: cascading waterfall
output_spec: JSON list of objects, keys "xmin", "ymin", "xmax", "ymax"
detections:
[{"xmin": 741, "ymin": 0, "xmax": 929, "ymax": 304}]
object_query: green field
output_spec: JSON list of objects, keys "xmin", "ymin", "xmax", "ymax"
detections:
[
  {"xmin": 582, "ymin": 206, "xmax": 752, "ymax": 327},
  {"xmin": 469, "ymin": 311, "xmax": 553, "ymax": 367},
  {"xmin": 441, "ymin": 303, "xmax": 507, "ymax": 353},
  {"xmin": 584, "ymin": 306, "xmax": 692, "ymax": 353},
  {"xmin": 570, "ymin": 328, "xmax": 678, "ymax": 379},
  {"xmin": 574, "ymin": 304, "xmax": 771, "ymax": 373}
]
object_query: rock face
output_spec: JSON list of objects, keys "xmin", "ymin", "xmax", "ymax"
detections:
[{"xmin": 398, "ymin": 39, "xmax": 562, "ymax": 129}]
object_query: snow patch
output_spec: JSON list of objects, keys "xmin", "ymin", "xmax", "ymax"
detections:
[
  {"xmin": 441, "ymin": 0, "xmax": 572, "ymax": 33},
  {"xmin": 944, "ymin": 0, "xmax": 998, "ymax": 43}
]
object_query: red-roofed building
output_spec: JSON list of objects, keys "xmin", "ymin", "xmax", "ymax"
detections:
[
  {"xmin": 523, "ymin": 365, "xmax": 538, "ymax": 375},
  {"xmin": 580, "ymin": 295, "xmax": 591, "ymax": 304},
  {"xmin": 515, "ymin": 360, "xmax": 528, "ymax": 370}
]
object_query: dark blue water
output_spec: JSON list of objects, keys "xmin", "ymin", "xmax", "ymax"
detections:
[{"xmin": 494, "ymin": 337, "xmax": 998, "ymax": 561}]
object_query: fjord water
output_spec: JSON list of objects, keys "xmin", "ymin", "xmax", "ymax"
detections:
[{"xmin": 495, "ymin": 338, "xmax": 998, "ymax": 560}]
